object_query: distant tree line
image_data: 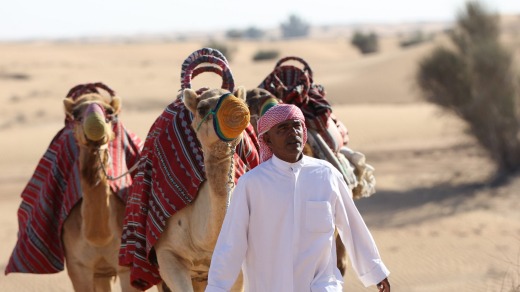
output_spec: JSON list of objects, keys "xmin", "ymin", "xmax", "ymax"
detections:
[
  {"xmin": 225, "ymin": 14, "xmax": 310, "ymax": 41},
  {"xmin": 226, "ymin": 27, "xmax": 265, "ymax": 40}
]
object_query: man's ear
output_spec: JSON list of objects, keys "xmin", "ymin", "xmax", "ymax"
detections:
[{"xmin": 263, "ymin": 132, "xmax": 272, "ymax": 146}]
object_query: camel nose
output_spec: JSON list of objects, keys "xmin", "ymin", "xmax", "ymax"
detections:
[
  {"xmin": 215, "ymin": 94, "xmax": 250, "ymax": 141},
  {"xmin": 83, "ymin": 103, "xmax": 107, "ymax": 141}
]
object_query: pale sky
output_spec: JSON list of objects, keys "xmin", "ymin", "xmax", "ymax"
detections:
[{"xmin": 1, "ymin": 0, "xmax": 519, "ymax": 41}]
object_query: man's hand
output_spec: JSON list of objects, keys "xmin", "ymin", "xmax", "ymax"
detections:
[{"xmin": 377, "ymin": 278, "xmax": 390, "ymax": 292}]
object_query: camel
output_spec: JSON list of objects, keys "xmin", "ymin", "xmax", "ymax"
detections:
[
  {"xmin": 154, "ymin": 87, "xmax": 250, "ymax": 292},
  {"xmin": 61, "ymin": 90, "xmax": 140, "ymax": 292},
  {"xmin": 118, "ymin": 49, "xmax": 256, "ymax": 291},
  {"xmin": 246, "ymin": 88, "xmax": 376, "ymax": 276}
]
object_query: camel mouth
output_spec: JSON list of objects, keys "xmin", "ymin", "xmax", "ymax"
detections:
[
  {"xmin": 81, "ymin": 103, "xmax": 112, "ymax": 145},
  {"xmin": 85, "ymin": 135, "xmax": 109, "ymax": 147},
  {"xmin": 213, "ymin": 93, "xmax": 250, "ymax": 141},
  {"xmin": 84, "ymin": 104, "xmax": 105, "ymax": 133}
]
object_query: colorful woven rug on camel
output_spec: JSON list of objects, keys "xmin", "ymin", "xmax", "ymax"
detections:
[
  {"xmin": 5, "ymin": 83, "xmax": 143, "ymax": 274},
  {"xmin": 256, "ymin": 56, "xmax": 379, "ymax": 199},
  {"xmin": 118, "ymin": 48, "xmax": 260, "ymax": 289}
]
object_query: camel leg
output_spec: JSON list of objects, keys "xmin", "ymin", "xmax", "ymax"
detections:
[
  {"xmin": 230, "ymin": 271, "xmax": 244, "ymax": 292},
  {"xmin": 192, "ymin": 280, "xmax": 207, "ymax": 292},
  {"xmin": 94, "ymin": 275, "xmax": 112, "ymax": 292},
  {"xmin": 336, "ymin": 234, "xmax": 348, "ymax": 276},
  {"xmin": 118, "ymin": 268, "xmax": 140, "ymax": 292},
  {"xmin": 156, "ymin": 250, "xmax": 193, "ymax": 292},
  {"xmin": 66, "ymin": 260, "xmax": 94, "ymax": 292},
  {"xmin": 191, "ymin": 270, "xmax": 243, "ymax": 292}
]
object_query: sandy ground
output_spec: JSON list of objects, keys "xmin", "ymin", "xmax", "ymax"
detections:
[{"xmin": 1, "ymin": 29, "xmax": 520, "ymax": 292}]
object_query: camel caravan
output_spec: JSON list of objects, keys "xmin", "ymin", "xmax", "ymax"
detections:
[{"xmin": 5, "ymin": 48, "xmax": 376, "ymax": 292}]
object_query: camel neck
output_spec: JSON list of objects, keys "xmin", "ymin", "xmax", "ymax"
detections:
[
  {"xmin": 78, "ymin": 147, "xmax": 114, "ymax": 246},
  {"xmin": 203, "ymin": 141, "xmax": 235, "ymax": 241}
]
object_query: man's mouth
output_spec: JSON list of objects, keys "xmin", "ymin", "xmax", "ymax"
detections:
[{"xmin": 288, "ymin": 138, "xmax": 302, "ymax": 145}]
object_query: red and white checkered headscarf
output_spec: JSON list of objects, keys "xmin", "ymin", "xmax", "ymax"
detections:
[{"xmin": 257, "ymin": 104, "xmax": 307, "ymax": 162}]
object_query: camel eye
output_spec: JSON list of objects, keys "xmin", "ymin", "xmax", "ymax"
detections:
[
  {"xmin": 72, "ymin": 108, "xmax": 82, "ymax": 121},
  {"xmin": 198, "ymin": 107, "xmax": 209, "ymax": 117},
  {"xmin": 105, "ymin": 108, "xmax": 114, "ymax": 115}
]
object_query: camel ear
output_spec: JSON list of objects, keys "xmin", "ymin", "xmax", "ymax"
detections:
[
  {"xmin": 233, "ymin": 86, "xmax": 246, "ymax": 101},
  {"xmin": 183, "ymin": 89, "xmax": 199, "ymax": 113},
  {"xmin": 63, "ymin": 98, "xmax": 75, "ymax": 119},
  {"xmin": 110, "ymin": 96, "xmax": 122, "ymax": 115}
]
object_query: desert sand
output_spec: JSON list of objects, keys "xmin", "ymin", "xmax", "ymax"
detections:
[{"xmin": 1, "ymin": 21, "xmax": 520, "ymax": 292}]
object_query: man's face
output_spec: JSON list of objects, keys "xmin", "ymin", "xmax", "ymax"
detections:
[{"xmin": 263, "ymin": 119, "xmax": 304, "ymax": 163}]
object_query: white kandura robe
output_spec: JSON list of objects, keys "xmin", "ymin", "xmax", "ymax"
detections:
[{"xmin": 206, "ymin": 155, "xmax": 389, "ymax": 292}]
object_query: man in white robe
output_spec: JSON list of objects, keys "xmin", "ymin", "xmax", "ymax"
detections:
[{"xmin": 206, "ymin": 104, "xmax": 390, "ymax": 292}]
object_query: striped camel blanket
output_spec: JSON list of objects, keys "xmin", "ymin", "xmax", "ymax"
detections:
[
  {"xmin": 118, "ymin": 97, "xmax": 260, "ymax": 290},
  {"xmin": 5, "ymin": 121, "xmax": 142, "ymax": 274}
]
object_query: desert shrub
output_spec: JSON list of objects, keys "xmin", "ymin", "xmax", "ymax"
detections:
[
  {"xmin": 203, "ymin": 40, "xmax": 235, "ymax": 62},
  {"xmin": 351, "ymin": 31, "xmax": 379, "ymax": 54},
  {"xmin": 252, "ymin": 50, "xmax": 280, "ymax": 61},
  {"xmin": 0, "ymin": 71, "xmax": 30, "ymax": 80},
  {"xmin": 399, "ymin": 30, "xmax": 433, "ymax": 48},
  {"xmin": 280, "ymin": 14, "xmax": 310, "ymax": 39},
  {"xmin": 416, "ymin": 1, "xmax": 520, "ymax": 175}
]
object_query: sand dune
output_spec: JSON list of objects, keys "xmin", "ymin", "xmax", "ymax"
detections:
[{"xmin": 1, "ymin": 26, "xmax": 520, "ymax": 292}]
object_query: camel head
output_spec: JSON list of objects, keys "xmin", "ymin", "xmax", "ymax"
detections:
[
  {"xmin": 64, "ymin": 93, "xmax": 121, "ymax": 147},
  {"xmin": 184, "ymin": 87, "xmax": 250, "ymax": 155},
  {"xmin": 246, "ymin": 88, "xmax": 281, "ymax": 134}
]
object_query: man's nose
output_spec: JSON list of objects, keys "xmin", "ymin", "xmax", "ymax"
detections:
[{"xmin": 289, "ymin": 126, "xmax": 300, "ymax": 135}]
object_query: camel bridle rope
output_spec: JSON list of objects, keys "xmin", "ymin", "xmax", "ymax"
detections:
[
  {"xmin": 226, "ymin": 142, "xmax": 236, "ymax": 208},
  {"xmin": 97, "ymin": 149, "xmax": 141, "ymax": 181}
]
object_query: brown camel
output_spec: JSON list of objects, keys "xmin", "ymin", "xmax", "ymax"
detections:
[
  {"xmin": 61, "ymin": 91, "xmax": 140, "ymax": 292},
  {"xmin": 154, "ymin": 87, "xmax": 250, "ymax": 292},
  {"xmin": 246, "ymin": 88, "xmax": 376, "ymax": 276}
]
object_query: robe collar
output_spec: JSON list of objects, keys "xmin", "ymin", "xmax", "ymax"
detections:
[{"xmin": 271, "ymin": 154, "xmax": 306, "ymax": 173}]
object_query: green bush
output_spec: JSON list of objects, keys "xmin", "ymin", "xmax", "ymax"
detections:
[
  {"xmin": 252, "ymin": 50, "xmax": 280, "ymax": 61},
  {"xmin": 399, "ymin": 30, "xmax": 433, "ymax": 48},
  {"xmin": 416, "ymin": 1, "xmax": 520, "ymax": 175},
  {"xmin": 350, "ymin": 31, "xmax": 379, "ymax": 54}
]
